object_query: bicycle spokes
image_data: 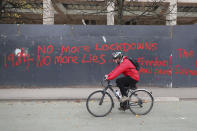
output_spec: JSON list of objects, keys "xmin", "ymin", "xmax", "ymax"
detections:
[
  {"xmin": 129, "ymin": 90, "xmax": 154, "ymax": 115},
  {"xmin": 86, "ymin": 90, "xmax": 114, "ymax": 117}
]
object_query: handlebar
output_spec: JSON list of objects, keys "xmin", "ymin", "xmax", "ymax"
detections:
[{"xmin": 101, "ymin": 77, "xmax": 112, "ymax": 87}]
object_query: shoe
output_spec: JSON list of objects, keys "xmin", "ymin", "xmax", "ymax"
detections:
[
  {"xmin": 118, "ymin": 102, "xmax": 130, "ymax": 111},
  {"xmin": 120, "ymin": 96, "xmax": 129, "ymax": 102},
  {"xmin": 118, "ymin": 106, "xmax": 125, "ymax": 111}
]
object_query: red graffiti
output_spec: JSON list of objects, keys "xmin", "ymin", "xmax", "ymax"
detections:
[
  {"xmin": 175, "ymin": 65, "xmax": 197, "ymax": 76},
  {"xmin": 139, "ymin": 67, "xmax": 153, "ymax": 74},
  {"xmin": 23, "ymin": 54, "xmax": 34, "ymax": 70},
  {"xmin": 61, "ymin": 45, "xmax": 90, "ymax": 54},
  {"xmin": 36, "ymin": 56, "xmax": 51, "ymax": 67},
  {"xmin": 95, "ymin": 42, "xmax": 158, "ymax": 52},
  {"xmin": 8, "ymin": 53, "xmax": 15, "ymax": 67},
  {"xmin": 3, "ymin": 44, "xmax": 197, "ymax": 77},
  {"xmin": 36, "ymin": 54, "xmax": 106, "ymax": 67},
  {"xmin": 38, "ymin": 45, "xmax": 54, "ymax": 55},
  {"xmin": 177, "ymin": 49, "xmax": 194, "ymax": 59},
  {"xmin": 139, "ymin": 67, "xmax": 172, "ymax": 76},
  {"xmin": 81, "ymin": 54, "xmax": 106, "ymax": 64},
  {"xmin": 54, "ymin": 56, "xmax": 78, "ymax": 64},
  {"xmin": 137, "ymin": 57, "xmax": 171, "ymax": 67},
  {"xmin": 4, "ymin": 53, "xmax": 33, "ymax": 70},
  {"xmin": 36, "ymin": 55, "xmax": 42, "ymax": 67},
  {"xmin": 154, "ymin": 68, "xmax": 172, "ymax": 76}
]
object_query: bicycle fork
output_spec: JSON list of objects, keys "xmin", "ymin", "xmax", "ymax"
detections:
[
  {"xmin": 99, "ymin": 91, "xmax": 106, "ymax": 105},
  {"xmin": 98, "ymin": 87, "xmax": 114, "ymax": 108}
]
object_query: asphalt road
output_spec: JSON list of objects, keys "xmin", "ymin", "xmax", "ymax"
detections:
[{"xmin": 0, "ymin": 100, "xmax": 197, "ymax": 131}]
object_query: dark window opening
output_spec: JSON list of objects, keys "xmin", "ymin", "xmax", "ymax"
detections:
[{"xmin": 84, "ymin": 20, "xmax": 96, "ymax": 25}]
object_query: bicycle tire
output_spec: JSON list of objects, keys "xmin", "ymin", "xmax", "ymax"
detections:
[
  {"xmin": 129, "ymin": 89, "xmax": 154, "ymax": 115},
  {"xmin": 86, "ymin": 90, "xmax": 114, "ymax": 117}
]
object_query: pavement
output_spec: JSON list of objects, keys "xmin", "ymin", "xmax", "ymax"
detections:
[
  {"xmin": 1, "ymin": 100, "xmax": 197, "ymax": 131},
  {"xmin": 0, "ymin": 86, "xmax": 197, "ymax": 101}
]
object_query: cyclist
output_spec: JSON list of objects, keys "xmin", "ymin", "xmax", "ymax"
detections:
[{"xmin": 105, "ymin": 52, "xmax": 139, "ymax": 110}]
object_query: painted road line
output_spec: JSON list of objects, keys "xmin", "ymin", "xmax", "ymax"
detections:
[{"xmin": 154, "ymin": 97, "xmax": 179, "ymax": 102}]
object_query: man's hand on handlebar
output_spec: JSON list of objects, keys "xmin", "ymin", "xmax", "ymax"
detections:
[
  {"xmin": 101, "ymin": 75, "xmax": 111, "ymax": 87},
  {"xmin": 104, "ymin": 75, "xmax": 108, "ymax": 81}
]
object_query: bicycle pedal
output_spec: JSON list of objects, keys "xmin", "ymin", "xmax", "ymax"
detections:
[{"xmin": 118, "ymin": 107, "xmax": 124, "ymax": 111}]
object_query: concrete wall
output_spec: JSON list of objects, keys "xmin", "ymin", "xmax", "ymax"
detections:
[{"xmin": 0, "ymin": 24, "xmax": 197, "ymax": 88}]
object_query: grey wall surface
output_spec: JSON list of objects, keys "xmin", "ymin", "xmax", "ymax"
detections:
[{"xmin": 0, "ymin": 24, "xmax": 197, "ymax": 88}]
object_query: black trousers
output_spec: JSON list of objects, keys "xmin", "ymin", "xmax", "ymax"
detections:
[{"xmin": 116, "ymin": 76, "xmax": 138, "ymax": 97}]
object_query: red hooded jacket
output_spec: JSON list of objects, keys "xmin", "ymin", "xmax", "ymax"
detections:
[{"xmin": 107, "ymin": 56, "xmax": 139, "ymax": 81}]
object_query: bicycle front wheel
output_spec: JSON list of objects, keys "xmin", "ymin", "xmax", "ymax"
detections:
[
  {"xmin": 129, "ymin": 89, "xmax": 154, "ymax": 115},
  {"xmin": 86, "ymin": 90, "xmax": 113, "ymax": 117}
]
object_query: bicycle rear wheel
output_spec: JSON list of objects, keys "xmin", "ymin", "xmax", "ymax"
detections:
[
  {"xmin": 86, "ymin": 90, "xmax": 114, "ymax": 117},
  {"xmin": 129, "ymin": 89, "xmax": 154, "ymax": 115}
]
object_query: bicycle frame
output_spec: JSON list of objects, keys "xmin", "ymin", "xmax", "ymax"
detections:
[
  {"xmin": 100, "ymin": 80, "xmax": 150, "ymax": 105},
  {"xmin": 101, "ymin": 80, "xmax": 122, "ymax": 103}
]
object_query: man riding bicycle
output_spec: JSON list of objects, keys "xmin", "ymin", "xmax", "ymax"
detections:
[{"xmin": 105, "ymin": 52, "xmax": 139, "ymax": 110}]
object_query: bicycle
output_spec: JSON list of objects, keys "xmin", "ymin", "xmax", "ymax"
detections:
[{"xmin": 86, "ymin": 78, "xmax": 154, "ymax": 117}]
